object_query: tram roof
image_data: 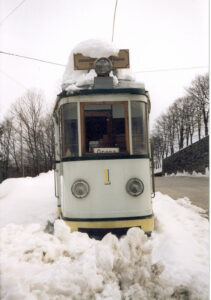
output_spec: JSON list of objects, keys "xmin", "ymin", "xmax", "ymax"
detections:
[
  {"xmin": 54, "ymin": 80, "xmax": 149, "ymax": 113},
  {"xmin": 58, "ymin": 86, "xmax": 147, "ymax": 97}
]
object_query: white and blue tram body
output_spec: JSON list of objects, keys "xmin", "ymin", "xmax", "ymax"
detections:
[{"xmin": 54, "ymin": 56, "xmax": 154, "ymax": 237}]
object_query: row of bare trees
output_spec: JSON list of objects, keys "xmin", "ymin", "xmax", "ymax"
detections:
[
  {"xmin": 0, "ymin": 89, "xmax": 55, "ymax": 181},
  {"xmin": 152, "ymin": 73, "xmax": 209, "ymax": 169}
]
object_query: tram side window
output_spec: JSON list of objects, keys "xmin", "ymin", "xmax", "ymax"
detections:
[
  {"xmin": 131, "ymin": 102, "xmax": 148, "ymax": 154},
  {"xmin": 82, "ymin": 103, "xmax": 128, "ymax": 154},
  {"xmin": 61, "ymin": 103, "xmax": 78, "ymax": 157}
]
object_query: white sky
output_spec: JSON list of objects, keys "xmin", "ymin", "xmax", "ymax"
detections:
[{"xmin": 0, "ymin": 0, "xmax": 209, "ymax": 127}]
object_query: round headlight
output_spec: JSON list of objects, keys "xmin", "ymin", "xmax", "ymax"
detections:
[
  {"xmin": 94, "ymin": 57, "xmax": 112, "ymax": 76},
  {"xmin": 71, "ymin": 180, "xmax": 89, "ymax": 199},
  {"xmin": 126, "ymin": 178, "xmax": 144, "ymax": 197}
]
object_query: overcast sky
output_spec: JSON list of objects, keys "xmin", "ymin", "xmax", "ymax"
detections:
[{"xmin": 0, "ymin": 0, "xmax": 209, "ymax": 127}]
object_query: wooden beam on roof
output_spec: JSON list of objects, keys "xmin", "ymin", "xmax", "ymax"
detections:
[{"xmin": 74, "ymin": 49, "xmax": 130, "ymax": 70}]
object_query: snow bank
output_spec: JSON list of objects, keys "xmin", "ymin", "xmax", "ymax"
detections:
[
  {"xmin": 152, "ymin": 193, "xmax": 209, "ymax": 300},
  {"xmin": 62, "ymin": 39, "xmax": 137, "ymax": 92},
  {"xmin": 0, "ymin": 171, "xmax": 57, "ymax": 228},
  {"xmin": 0, "ymin": 173, "xmax": 209, "ymax": 299},
  {"xmin": 154, "ymin": 167, "xmax": 162, "ymax": 174},
  {"xmin": 165, "ymin": 167, "xmax": 209, "ymax": 177}
]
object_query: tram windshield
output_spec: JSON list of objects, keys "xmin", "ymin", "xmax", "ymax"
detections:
[
  {"xmin": 81, "ymin": 103, "xmax": 128, "ymax": 154},
  {"xmin": 60, "ymin": 101, "xmax": 148, "ymax": 158}
]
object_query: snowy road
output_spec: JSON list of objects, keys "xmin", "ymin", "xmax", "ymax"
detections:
[
  {"xmin": 0, "ymin": 172, "xmax": 209, "ymax": 299},
  {"xmin": 155, "ymin": 176, "xmax": 209, "ymax": 214}
]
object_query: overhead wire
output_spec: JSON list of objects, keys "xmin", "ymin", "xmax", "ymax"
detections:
[
  {"xmin": 0, "ymin": 51, "xmax": 208, "ymax": 74},
  {"xmin": 112, "ymin": 0, "xmax": 118, "ymax": 42},
  {"xmin": 0, "ymin": 0, "xmax": 208, "ymax": 75},
  {"xmin": 109, "ymin": 1, "xmax": 207, "ymax": 74},
  {"xmin": 0, "ymin": 68, "xmax": 27, "ymax": 89},
  {"xmin": 0, "ymin": 0, "xmax": 28, "ymax": 26},
  {"xmin": 134, "ymin": 66, "xmax": 208, "ymax": 73},
  {"xmin": 0, "ymin": 2, "xmax": 208, "ymax": 74},
  {"xmin": 0, "ymin": 50, "xmax": 65, "ymax": 67}
]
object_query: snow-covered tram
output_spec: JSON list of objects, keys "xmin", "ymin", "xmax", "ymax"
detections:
[{"xmin": 53, "ymin": 44, "xmax": 154, "ymax": 237}]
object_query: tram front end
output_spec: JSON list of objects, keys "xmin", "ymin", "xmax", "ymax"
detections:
[{"xmin": 54, "ymin": 49, "xmax": 154, "ymax": 238}]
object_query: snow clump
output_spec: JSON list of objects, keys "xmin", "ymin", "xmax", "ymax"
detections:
[
  {"xmin": 62, "ymin": 39, "xmax": 119, "ymax": 91},
  {"xmin": 62, "ymin": 39, "xmax": 136, "ymax": 92},
  {"xmin": 1, "ymin": 221, "xmax": 177, "ymax": 299}
]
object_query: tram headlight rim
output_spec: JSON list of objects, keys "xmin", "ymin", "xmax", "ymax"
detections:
[
  {"xmin": 126, "ymin": 178, "xmax": 144, "ymax": 197},
  {"xmin": 71, "ymin": 179, "xmax": 89, "ymax": 199},
  {"xmin": 94, "ymin": 57, "xmax": 112, "ymax": 76}
]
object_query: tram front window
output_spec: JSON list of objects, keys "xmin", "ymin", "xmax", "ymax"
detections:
[
  {"xmin": 131, "ymin": 102, "xmax": 148, "ymax": 154},
  {"xmin": 82, "ymin": 103, "xmax": 128, "ymax": 154},
  {"xmin": 61, "ymin": 103, "xmax": 78, "ymax": 157}
]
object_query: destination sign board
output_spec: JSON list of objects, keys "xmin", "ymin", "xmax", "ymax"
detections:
[
  {"xmin": 74, "ymin": 49, "xmax": 129, "ymax": 70},
  {"xmin": 93, "ymin": 148, "xmax": 120, "ymax": 154}
]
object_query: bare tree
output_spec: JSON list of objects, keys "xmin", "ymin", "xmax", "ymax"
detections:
[
  {"xmin": 0, "ymin": 119, "xmax": 13, "ymax": 180},
  {"xmin": 0, "ymin": 88, "xmax": 55, "ymax": 180},
  {"xmin": 187, "ymin": 73, "xmax": 209, "ymax": 137},
  {"xmin": 181, "ymin": 96, "xmax": 198, "ymax": 146},
  {"xmin": 152, "ymin": 114, "xmax": 170, "ymax": 167},
  {"xmin": 165, "ymin": 107, "xmax": 177, "ymax": 154},
  {"xmin": 151, "ymin": 134, "xmax": 165, "ymax": 169},
  {"xmin": 39, "ymin": 112, "xmax": 55, "ymax": 172},
  {"xmin": 170, "ymin": 98, "xmax": 185, "ymax": 150},
  {"xmin": 12, "ymin": 89, "xmax": 45, "ymax": 176},
  {"xmin": 152, "ymin": 73, "xmax": 209, "ymax": 169}
]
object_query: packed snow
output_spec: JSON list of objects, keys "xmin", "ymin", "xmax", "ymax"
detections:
[
  {"xmin": 0, "ymin": 172, "xmax": 209, "ymax": 299},
  {"xmin": 165, "ymin": 167, "xmax": 209, "ymax": 177},
  {"xmin": 0, "ymin": 172, "xmax": 57, "ymax": 228},
  {"xmin": 62, "ymin": 39, "xmax": 137, "ymax": 92}
]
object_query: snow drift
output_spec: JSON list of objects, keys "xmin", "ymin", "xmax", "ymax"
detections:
[
  {"xmin": 0, "ymin": 172, "xmax": 209, "ymax": 299},
  {"xmin": 0, "ymin": 172, "xmax": 57, "ymax": 228}
]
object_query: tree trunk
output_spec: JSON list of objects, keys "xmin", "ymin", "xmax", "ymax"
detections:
[
  {"xmin": 179, "ymin": 126, "xmax": 184, "ymax": 149},
  {"xmin": 190, "ymin": 133, "xmax": 193, "ymax": 144}
]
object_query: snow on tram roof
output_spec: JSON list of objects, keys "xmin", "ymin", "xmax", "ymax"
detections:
[{"xmin": 61, "ymin": 39, "xmax": 145, "ymax": 93}]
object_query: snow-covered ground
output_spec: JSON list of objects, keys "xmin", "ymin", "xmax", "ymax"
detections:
[
  {"xmin": 165, "ymin": 167, "xmax": 209, "ymax": 177},
  {"xmin": 0, "ymin": 172, "xmax": 209, "ymax": 299},
  {"xmin": 154, "ymin": 167, "xmax": 209, "ymax": 177}
]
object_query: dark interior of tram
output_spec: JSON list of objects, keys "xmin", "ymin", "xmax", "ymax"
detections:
[{"xmin": 85, "ymin": 112, "xmax": 126, "ymax": 153}]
